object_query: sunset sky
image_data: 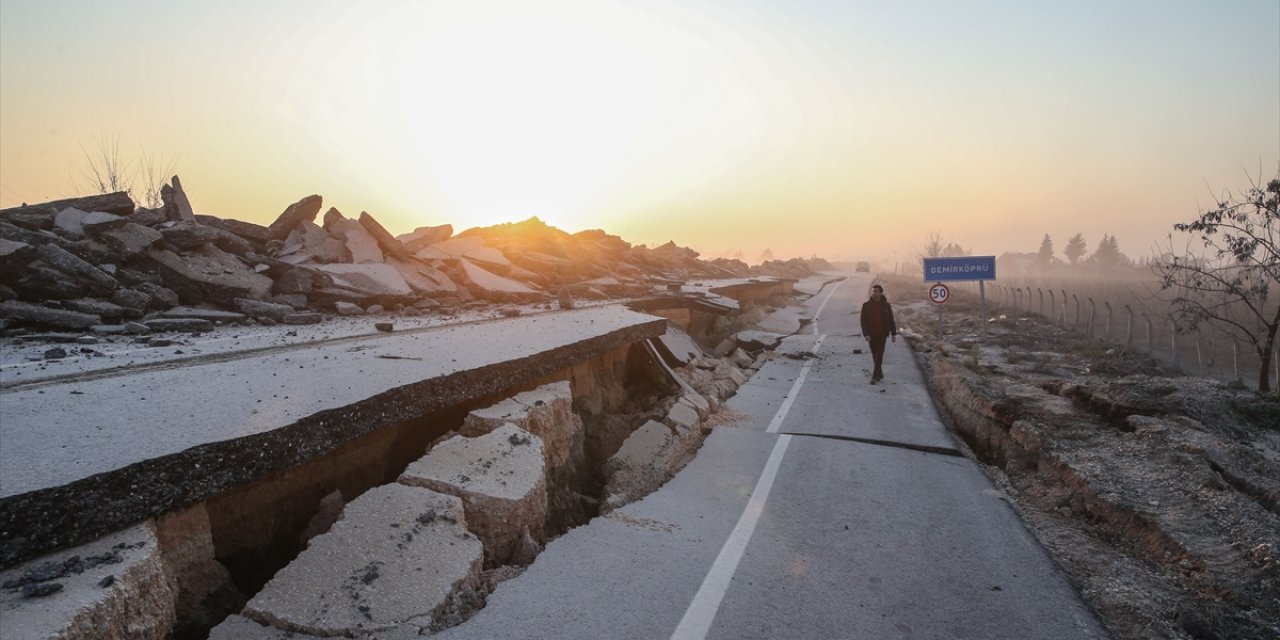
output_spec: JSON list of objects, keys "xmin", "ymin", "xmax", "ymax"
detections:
[{"xmin": 1, "ymin": 0, "xmax": 1277, "ymax": 266}]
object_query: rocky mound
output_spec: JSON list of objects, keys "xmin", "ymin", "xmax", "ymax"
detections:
[{"xmin": 0, "ymin": 180, "xmax": 833, "ymax": 333}]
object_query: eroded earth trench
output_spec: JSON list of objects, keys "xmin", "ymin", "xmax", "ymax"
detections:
[{"xmin": 0, "ymin": 284, "xmax": 798, "ymax": 640}]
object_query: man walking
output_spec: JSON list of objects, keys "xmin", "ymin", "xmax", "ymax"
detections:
[{"xmin": 860, "ymin": 284, "xmax": 897, "ymax": 383}]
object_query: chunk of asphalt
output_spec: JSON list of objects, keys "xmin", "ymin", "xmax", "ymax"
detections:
[
  {"xmin": 399, "ymin": 424, "xmax": 547, "ymax": 566},
  {"xmin": 242, "ymin": 484, "xmax": 481, "ymax": 637},
  {"xmin": 0, "ymin": 525, "xmax": 168, "ymax": 640}
]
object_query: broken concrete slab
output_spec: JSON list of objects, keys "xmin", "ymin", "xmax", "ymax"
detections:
[
  {"xmin": 11, "ymin": 265, "xmax": 97, "ymax": 301},
  {"xmin": 461, "ymin": 381, "xmax": 580, "ymax": 470},
  {"xmin": 267, "ymin": 195, "xmax": 322, "ymax": 242},
  {"xmin": 158, "ymin": 306, "xmax": 248, "ymax": 324},
  {"xmin": 234, "ymin": 299, "xmax": 295, "ymax": 322},
  {"xmin": 36, "ymin": 244, "xmax": 117, "ymax": 295},
  {"xmin": 143, "ymin": 318, "xmax": 215, "ymax": 333},
  {"xmin": 163, "ymin": 176, "xmax": 196, "ymax": 222},
  {"xmin": 108, "ymin": 288, "xmax": 150, "ymax": 313},
  {"xmin": 79, "ymin": 212, "xmax": 128, "ymax": 235},
  {"xmin": 515, "ymin": 251, "xmax": 573, "ymax": 272},
  {"xmin": 282, "ymin": 312, "xmax": 323, "ymax": 325},
  {"xmin": 603, "ymin": 419, "xmax": 676, "ymax": 508},
  {"xmin": 327, "ymin": 217, "xmax": 383, "ymax": 264},
  {"xmin": 0, "ymin": 301, "xmax": 100, "ymax": 330},
  {"xmin": 358, "ymin": 211, "xmax": 411, "ymax": 260},
  {"xmin": 399, "ymin": 424, "xmax": 547, "ymax": 566},
  {"xmin": 159, "ymin": 222, "xmax": 222, "ymax": 250},
  {"xmin": 457, "ymin": 258, "xmax": 542, "ymax": 302},
  {"xmin": 0, "ymin": 191, "xmax": 135, "ymax": 220},
  {"xmin": 678, "ymin": 392, "xmax": 711, "ymax": 419},
  {"xmin": 147, "ymin": 247, "xmax": 274, "ymax": 305},
  {"xmin": 310, "ymin": 263, "xmax": 412, "ymax": 297},
  {"xmin": 386, "ymin": 258, "xmax": 458, "ymax": 297},
  {"xmin": 282, "ymin": 221, "xmax": 350, "ymax": 265},
  {"xmin": 0, "ymin": 239, "xmax": 37, "ymax": 276},
  {"xmin": 653, "ymin": 325, "xmax": 703, "ymax": 367},
  {"xmin": 0, "ymin": 524, "xmax": 175, "ymax": 640},
  {"xmin": 196, "ymin": 215, "xmax": 270, "ymax": 247},
  {"xmin": 734, "ymin": 330, "xmax": 785, "ymax": 352},
  {"xmin": 134, "ymin": 283, "xmax": 179, "ymax": 310},
  {"xmin": 53, "ymin": 208, "xmax": 91, "ymax": 236},
  {"xmin": 243, "ymin": 484, "xmax": 482, "ymax": 637},
  {"xmin": 62, "ymin": 298, "xmax": 132, "ymax": 323},
  {"xmin": 334, "ymin": 301, "xmax": 364, "ymax": 316},
  {"xmin": 417, "ymin": 237, "xmax": 512, "ymax": 272},
  {"xmin": 93, "ymin": 222, "xmax": 163, "ymax": 260},
  {"xmin": 396, "ymin": 224, "xmax": 452, "ymax": 253},
  {"xmin": 666, "ymin": 400, "xmax": 700, "ymax": 434}
]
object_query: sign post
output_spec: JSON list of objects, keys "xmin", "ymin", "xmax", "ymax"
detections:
[
  {"xmin": 928, "ymin": 283, "xmax": 950, "ymax": 336},
  {"xmin": 922, "ymin": 256, "xmax": 997, "ymax": 337}
]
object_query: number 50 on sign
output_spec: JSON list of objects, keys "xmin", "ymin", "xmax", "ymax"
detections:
[{"xmin": 929, "ymin": 283, "xmax": 950, "ymax": 304}]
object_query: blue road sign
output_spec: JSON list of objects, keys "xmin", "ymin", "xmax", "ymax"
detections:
[{"xmin": 922, "ymin": 256, "xmax": 996, "ymax": 282}]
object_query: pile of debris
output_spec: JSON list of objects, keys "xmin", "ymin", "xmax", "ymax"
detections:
[{"xmin": 0, "ymin": 178, "xmax": 831, "ymax": 334}]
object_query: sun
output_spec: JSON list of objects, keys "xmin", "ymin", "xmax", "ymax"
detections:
[{"xmin": 383, "ymin": 13, "xmax": 662, "ymax": 232}]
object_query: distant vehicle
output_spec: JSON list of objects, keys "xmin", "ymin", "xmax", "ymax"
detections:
[{"xmin": 855, "ymin": 261, "xmax": 871, "ymax": 273}]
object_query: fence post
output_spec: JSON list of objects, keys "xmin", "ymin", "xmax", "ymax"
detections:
[
  {"xmin": 1196, "ymin": 333, "xmax": 1203, "ymax": 372},
  {"xmin": 1169, "ymin": 319, "xmax": 1178, "ymax": 366},
  {"xmin": 1087, "ymin": 297, "xmax": 1096, "ymax": 336},
  {"xmin": 1124, "ymin": 304, "xmax": 1134, "ymax": 346},
  {"xmin": 1232, "ymin": 337, "xmax": 1240, "ymax": 382},
  {"xmin": 1144, "ymin": 314, "xmax": 1153, "ymax": 352},
  {"xmin": 1037, "ymin": 288, "xmax": 1044, "ymax": 315},
  {"xmin": 1048, "ymin": 289, "xmax": 1056, "ymax": 321},
  {"xmin": 1061, "ymin": 290, "xmax": 1068, "ymax": 327},
  {"xmin": 1072, "ymin": 294, "xmax": 1081, "ymax": 330},
  {"xmin": 1104, "ymin": 301, "xmax": 1113, "ymax": 341}
]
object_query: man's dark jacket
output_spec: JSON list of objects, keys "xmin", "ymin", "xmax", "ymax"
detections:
[{"xmin": 860, "ymin": 296, "xmax": 897, "ymax": 338}]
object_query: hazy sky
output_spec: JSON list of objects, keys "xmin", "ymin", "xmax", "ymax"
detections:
[{"xmin": 2, "ymin": 0, "xmax": 1277, "ymax": 265}]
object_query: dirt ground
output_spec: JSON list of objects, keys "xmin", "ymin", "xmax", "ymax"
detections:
[{"xmin": 879, "ymin": 274, "xmax": 1280, "ymax": 640}]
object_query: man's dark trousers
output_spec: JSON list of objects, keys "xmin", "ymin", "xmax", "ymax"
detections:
[{"xmin": 869, "ymin": 334, "xmax": 888, "ymax": 379}]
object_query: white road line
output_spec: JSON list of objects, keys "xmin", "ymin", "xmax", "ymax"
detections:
[
  {"xmin": 810, "ymin": 277, "xmax": 844, "ymax": 334},
  {"xmin": 670, "ymin": 433, "xmax": 793, "ymax": 640},
  {"xmin": 766, "ymin": 333, "xmax": 824, "ymax": 435},
  {"xmin": 670, "ymin": 276, "xmax": 845, "ymax": 640}
]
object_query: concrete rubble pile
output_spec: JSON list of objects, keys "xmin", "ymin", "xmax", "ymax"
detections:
[
  {"xmin": 196, "ymin": 349, "xmax": 762, "ymax": 639},
  {"xmin": 0, "ymin": 181, "xmax": 832, "ymax": 336},
  {"xmin": 0, "ymin": 181, "xmax": 825, "ymax": 639}
]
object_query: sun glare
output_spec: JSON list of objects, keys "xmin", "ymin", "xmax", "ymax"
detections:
[{"xmin": 382, "ymin": 14, "xmax": 662, "ymax": 232}]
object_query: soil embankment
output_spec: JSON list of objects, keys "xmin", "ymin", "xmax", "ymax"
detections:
[{"xmin": 888, "ymin": 273, "xmax": 1280, "ymax": 640}]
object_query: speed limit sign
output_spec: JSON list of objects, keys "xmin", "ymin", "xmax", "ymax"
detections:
[{"xmin": 929, "ymin": 283, "xmax": 950, "ymax": 304}]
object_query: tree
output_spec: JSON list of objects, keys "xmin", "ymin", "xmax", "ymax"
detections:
[
  {"xmin": 1093, "ymin": 234, "xmax": 1124, "ymax": 270},
  {"xmin": 1064, "ymin": 233, "xmax": 1087, "ymax": 265},
  {"xmin": 917, "ymin": 230, "xmax": 969, "ymax": 259},
  {"xmin": 758, "ymin": 248, "xmax": 774, "ymax": 263},
  {"xmin": 919, "ymin": 230, "xmax": 946, "ymax": 259},
  {"xmin": 1037, "ymin": 234, "xmax": 1054, "ymax": 270},
  {"xmin": 1154, "ymin": 172, "xmax": 1280, "ymax": 393}
]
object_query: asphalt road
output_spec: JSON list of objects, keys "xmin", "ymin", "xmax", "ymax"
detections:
[{"xmin": 434, "ymin": 273, "xmax": 1108, "ymax": 640}]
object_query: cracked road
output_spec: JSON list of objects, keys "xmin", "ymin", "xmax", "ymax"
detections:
[{"xmin": 434, "ymin": 273, "xmax": 1108, "ymax": 640}]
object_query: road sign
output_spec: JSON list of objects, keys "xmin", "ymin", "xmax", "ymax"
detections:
[
  {"xmin": 922, "ymin": 256, "xmax": 996, "ymax": 282},
  {"xmin": 929, "ymin": 283, "xmax": 950, "ymax": 304}
]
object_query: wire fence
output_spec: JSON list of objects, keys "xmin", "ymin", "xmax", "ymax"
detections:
[{"xmin": 941, "ymin": 275, "xmax": 1279, "ymax": 395}]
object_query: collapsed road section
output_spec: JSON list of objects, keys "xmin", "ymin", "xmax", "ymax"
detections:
[
  {"xmin": 0, "ymin": 305, "xmax": 666, "ymax": 637},
  {"xmin": 0, "ymin": 276, "xmax": 809, "ymax": 639}
]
